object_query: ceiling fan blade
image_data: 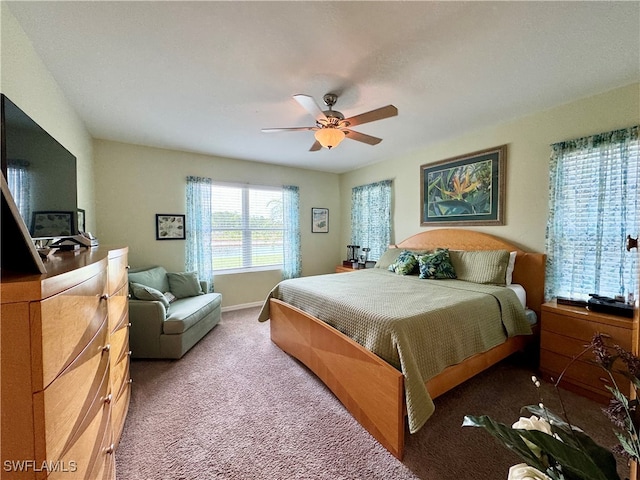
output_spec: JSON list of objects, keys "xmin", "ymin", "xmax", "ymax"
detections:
[
  {"xmin": 261, "ymin": 127, "xmax": 315, "ymax": 133},
  {"xmin": 309, "ymin": 140, "xmax": 322, "ymax": 152},
  {"xmin": 344, "ymin": 105, "xmax": 398, "ymax": 127},
  {"xmin": 343, "ymin": 129, "xmax": 382, "ymax": 146},
  {"xmin": 293, "ymin": 94, "xmax": 328, "ymax": 122}
]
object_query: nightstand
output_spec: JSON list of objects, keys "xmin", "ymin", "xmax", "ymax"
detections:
[
  {"xmin": 336, "ymin": 265, "xmax": 358, "ymax": 273},
  {"xmin": 540, "ymin": 299, "xmax": 638, "ymax": 403}
]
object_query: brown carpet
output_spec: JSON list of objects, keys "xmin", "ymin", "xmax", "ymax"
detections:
[{"xmin": 116, "ymin": 307, "xmax": 629, "ymax": 479}]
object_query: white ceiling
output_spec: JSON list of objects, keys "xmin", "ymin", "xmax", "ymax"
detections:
[{"xmin": 7, "ymin": 1, "xmax": 640, "ymax": 174}]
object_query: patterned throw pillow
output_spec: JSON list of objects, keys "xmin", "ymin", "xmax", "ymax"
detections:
[
  {"xmin": 417, "ymin": 248, "xmax": 457, "ymax": 279},
  {"xmin": 388, "ymin": 250, "xmax": 419, "ymax": 275}
]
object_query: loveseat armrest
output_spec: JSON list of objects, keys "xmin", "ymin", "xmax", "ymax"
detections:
[{"xmin": 128, "ymin": 299, "xmax": 167, "ymax": 358}]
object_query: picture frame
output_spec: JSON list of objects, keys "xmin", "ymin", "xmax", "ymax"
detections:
[
  {"xmin": 77, "ymin": 208, "xmax": 86, "ymax": 233},
  {"xmin": 31, "ymin": 211, "xmax": 76, "ymax": 237},
  {"xmin": 311, "ymin": 207, "xmax": 329, "ymax": 233},
  {"xmin": 156, "ymin": 214, "xmax": 186, "ymax": 240},
  {"xmin": 420, "ymin": 145, "xmax": 506, "ymax": 226}
]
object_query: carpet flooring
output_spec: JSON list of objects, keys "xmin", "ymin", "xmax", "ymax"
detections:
[{"xmin": 116, "ymin": 307, "xmax": 629, "ymax": 479}]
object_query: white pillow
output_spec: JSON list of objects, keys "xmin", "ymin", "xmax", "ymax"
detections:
[{"xmin": 506, "ymin": 251, "xmax": 517, "ymax": 285}]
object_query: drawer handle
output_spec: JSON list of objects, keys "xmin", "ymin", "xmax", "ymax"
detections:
[
  {"xmin": 128, "ymin": 378, "xmax": 133, "ymax": 384},
  {"xmin": 127, "ymin": 350, "xmax": 132, "ymax": 356},
  {"xmin": 104, "ymin": 394, "xmax": 113, "ymax": 404},
  {"xmin": 127, "ymin": 323, "xmax": 132, "ymax": 328},
  {"xmin": 126, "ymin": 265, "xmax": 131, "ymax": 269},
  {"xmin": 100, "ymin": 294, "xmax": 110, "ymax": 301},
  {"xmin": 105, "ymin": 444, "xmax": 115, "ymax": 455},
  {"xmin": 102, "ymin": 344, "xmax": 111, "ymax": 353}
]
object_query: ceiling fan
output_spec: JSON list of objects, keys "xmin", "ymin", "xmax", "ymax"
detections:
[{"xmin": 262, "ymin": 93, "xmax": 398, "ymax": 151}]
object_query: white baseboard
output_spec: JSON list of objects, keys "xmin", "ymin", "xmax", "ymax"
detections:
[{"xmin": 221, "ymin": 301, "xmax": 264, "ymax": 312}]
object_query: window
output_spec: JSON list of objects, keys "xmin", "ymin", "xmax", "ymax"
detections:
[
  {"xmin": 186, "ymin": 177, "xmax": 300, "ymax": 284},
  {"xmin": 211, "ymin": 183, "xmax": 284, "ymax": 272},
  {"xmin": 351, "ymin": 180, "xmax": 392, "ymax": 260},
  {"xmin": 545, "ymin": 126, "xmax": 639, "ymax": 300},
  {"xmin": 6, "ymin": 159, "xmax": 31, "ymax": 231}
]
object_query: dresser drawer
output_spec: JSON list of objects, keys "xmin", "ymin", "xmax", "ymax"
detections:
[
  {"xmin": 112, "ymin": 382, "xmax": 131, "ymax": 448},
  {"xmin": 33, "ymin": 319, "xmax": 110, "ymax": 465},
  {"xmin": 46, "ymin": 398, "xmax": 114, "ymax": 480},
  {"xmin": 542, "ymin": 311, "xmax": 633, "ymax": 351},
  {"xmin": 111, "ymin": 354, "xmax": 130, "ymax": 402},
  {"xmin": 108, "ymin": 284, "xmax": 129, "ymax": 335},
  {"xmin": 33, "ymin": 269, "xmax": 108, "ymax": 390},
  {"xmin": 107, "ymin": 249, "xmax": 128, "ymax": 295}
]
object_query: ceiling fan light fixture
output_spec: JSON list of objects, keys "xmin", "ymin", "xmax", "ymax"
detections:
[{"xmin": 314, "ymin": 127, "xmax": 345, "ymax": 149}]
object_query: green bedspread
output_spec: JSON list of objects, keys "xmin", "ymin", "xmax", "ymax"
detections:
[{"xmin": 258, "ymin": 268, "xmax": 531, "ymax": 434}]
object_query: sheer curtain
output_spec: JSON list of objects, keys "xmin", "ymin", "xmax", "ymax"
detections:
[
  {"xmin": 186, "ymin": 176, "xmax": 215, "ymax": 292},
  {"xmin": 351, "ymin": 180, "xmax": 392, "ymax": 260},
  {"xmin": 282, "ymin": 185, "xmax": 301, "ymax": 279},
  {"xmin": 545, "ymin": 126, "xmax": 639, "ymax": 300}
]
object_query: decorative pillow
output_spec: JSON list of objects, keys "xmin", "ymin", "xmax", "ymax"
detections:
[
  {"xmin": 388, "ymin": 250, "xmax": 419, "ymax": 275},
  {"xmin": 506, "ymin": 251, "xmax": 517, "ymax": 285},
  {"xmin": 128, "ymin": 266, "xmax": 170, "ymax": 293},
  {"xmin": 417, "ymin": 248, "xmax": 457, "ymax": 279},
  {"xmin": 375, "ymin": 248, "xmax": 402, "ymax": 269},
  {"xmin": 130, "ymin": 282, "xmax": 171, "ymax": 308},
  {"xmin": 163, "ymin": 292, "xmax": 177, "ymax": 304},
  {"xmin": 167, "ymin": 271, "xmax": 204, "ymax": 298},
  {"xmin": 449, "ymin": 250, "xmax": 511, "ymax": 285},
  {"xmin": 375, "ymin": 248, "xmax": 430, "ymax": 269}
]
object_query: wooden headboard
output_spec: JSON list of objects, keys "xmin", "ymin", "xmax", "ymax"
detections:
[{"xmin": 394, "ymin": 229, "xmax": 546, "ymax": 318}]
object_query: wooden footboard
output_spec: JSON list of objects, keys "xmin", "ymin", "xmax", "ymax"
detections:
[
  {"xmin": 269, "ymin": 299, "xmax": 406, "ymax": 458},
  {"xmin": 270, "ymin": 298, "xmax": 535, "ymax": 460}
]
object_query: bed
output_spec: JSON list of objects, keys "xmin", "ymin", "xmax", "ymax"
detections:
[{"xmin": 258, "ymin": 229, "xmax": 546, "ymax": 459}]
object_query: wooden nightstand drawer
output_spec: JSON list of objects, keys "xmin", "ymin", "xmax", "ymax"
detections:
[
  {"xmin": 540, "ymin": 300, "xmax": 638, "ymax": 403},
  {"xmin": 542, "ymin": 310, "xmax": 633, "ymax": 350}
]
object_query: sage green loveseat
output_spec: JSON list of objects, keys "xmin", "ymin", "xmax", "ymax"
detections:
[{"xmin": 128, "ymin": 266, "xmax": 222, "ymax": 359}]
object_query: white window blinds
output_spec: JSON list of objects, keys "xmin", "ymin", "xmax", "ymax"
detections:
[
  {"xmin": 211, "ymin": 183, "xmax": 284, "ymax": 271},
  {"xmin": 545, "ymin": 126, "xmax": 639, "ymax": 300}
]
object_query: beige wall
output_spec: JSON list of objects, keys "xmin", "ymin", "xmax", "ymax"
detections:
[
  {"xmin": 340, "ymin": 83, "xmax": 640, "ymax": 254},
  {"xmin": 93, "ymin": 140, "xmax": 341, "ymax": 308},
  {"xmin": 1, "ymin": 5, "xmax": 95, "ymax": 230}
]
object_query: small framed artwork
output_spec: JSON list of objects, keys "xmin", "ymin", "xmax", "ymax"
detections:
[
  {"xmin": 156, "ymin": 214, "xmax": 186, "ymax": 240},
  {"xmin": 31, "ymin": 211, "xmax": 76, "ymax": 237},
  {"xmin": 311, "ymin": 207, "xmax": 329, "ymax": 233},
  {"xmin": 77, "ymin": 208, "xmax": 86, "ymax": 233},
  {"xmin": 420, "ymin": 145, "xmax": 506, "ymax": 226}
]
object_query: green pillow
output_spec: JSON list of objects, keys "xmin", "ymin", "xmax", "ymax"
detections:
[
  {"xmin": 167, "ymin": 271, "xmax": 204, "ymax": 298},
  {"xmin": 375, "ymin": 248, "xmax": 430, "ymax": 269},
  {"xmin": 417, "ymin": 248, "xmax": 457, "ymax": 279},
  {"xmin": 449, "ymin": 250, "xmax": 511, "ymax": 285},
  {"xmin": 130, "ymin": 282, "xmax": 171, "ymax": 308},
  {"xmin": 388, "ymin": 250, "xmax": 419, "ymax": 275},
  {"xmin": 128, "ymin": 266, "xmax": 170, "ymax": 293}
]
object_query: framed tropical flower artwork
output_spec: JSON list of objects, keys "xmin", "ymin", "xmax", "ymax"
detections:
[{"xmin": 420, "ymin": 145, "xmax": 506, "ymax": 226}]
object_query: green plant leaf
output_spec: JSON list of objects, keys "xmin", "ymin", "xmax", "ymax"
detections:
[
  {"xmin": 463, "ymin": 413, "xmax": 620, "ymax": 480},
  {"xmin": 462, "ymin": 415, "xmax": 556, "ymax": 475}
]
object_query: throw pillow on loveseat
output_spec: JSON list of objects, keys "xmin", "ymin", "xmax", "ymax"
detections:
[{"xmin": 128, "ymin": 266, "xmax": 222, "ymax": 359}]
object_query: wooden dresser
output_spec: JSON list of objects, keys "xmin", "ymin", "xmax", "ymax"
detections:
[
  {"xmin": 540, "ymin": 299, "xmax": 638, "ymax": 404},
  {"xmin": 1, "ymin": 246, "xmax": 130, "ymax": 479}
]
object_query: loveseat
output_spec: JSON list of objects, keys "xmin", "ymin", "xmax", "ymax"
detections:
[{"xmin": 128, "ymin": 266, "xmax": 222, "ymax": 359}]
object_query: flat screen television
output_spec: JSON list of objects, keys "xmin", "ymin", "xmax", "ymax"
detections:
[{"xmin": 1, "ymin": 94, "xmax": 78, "ymax": 239}]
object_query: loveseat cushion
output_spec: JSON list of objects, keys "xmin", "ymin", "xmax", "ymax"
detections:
[
  {"xmin": 163, "ymin": 293, "xmax": 222, "ymax": 334},
  {"xmin": 128, "ymin": 266, "xmax": 170, "ymax": 293},
  {"xmin": 167, "ymin": 271, "xmax": 204, "ymax": 298}
]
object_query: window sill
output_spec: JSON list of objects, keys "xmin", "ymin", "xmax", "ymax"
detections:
[{"xmin": 213, "ymin": 265, "xmax": 282, "ymax": 275}]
